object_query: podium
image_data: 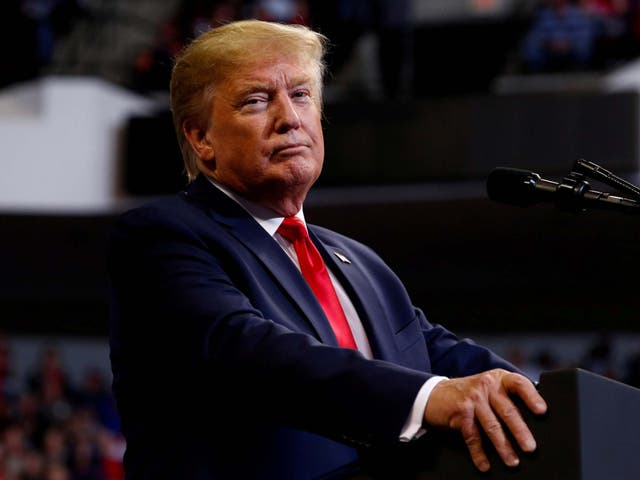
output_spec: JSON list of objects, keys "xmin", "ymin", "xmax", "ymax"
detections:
[{"xmin": 416, "ymin": 368, "xmax": 640, "ymax": 479}]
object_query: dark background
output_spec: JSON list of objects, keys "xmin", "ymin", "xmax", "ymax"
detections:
[{"xmin": 3, "ymin": 192, "xmax": 638, "ymax": 336}]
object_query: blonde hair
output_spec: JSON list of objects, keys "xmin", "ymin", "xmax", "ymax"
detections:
[{"xmin": 170, "ymin": 20, "xmax": 328, "ymax": 182}]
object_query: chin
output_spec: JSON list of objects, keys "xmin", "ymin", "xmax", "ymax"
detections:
[{"xmin": 277, "ymin": 161, "xmax": 321, "ymax": 188}]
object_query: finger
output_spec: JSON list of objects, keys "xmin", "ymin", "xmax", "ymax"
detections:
[
  {"xmin": 475, "ymin": 402, "xmax": 520, "ymax": 468},
  {"xmin": 460, "ymin": 419, "xmax": 491, "ymax": 472},
  {"xmin": 490, "ymin": 392, "xmax": 537, "ymax": 453},
  {"xmin": 503, "ymin": 373, "xmax": 548, "ymax": 415}
]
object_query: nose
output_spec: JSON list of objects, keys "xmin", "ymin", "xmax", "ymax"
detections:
[{"xmin": 273, "ymin": 94, "xmax": 301, "ymax": 134}]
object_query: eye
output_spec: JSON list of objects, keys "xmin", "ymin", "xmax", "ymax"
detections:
[
  {"xmin": 239, "ymin": 94, "xmax": 269, "ymax": 111},
  {"xmin": 244, "ymin": 96, "xmax": 267, "ymax": 105},
  {"xmin": 292, "ymin": 90, "xmax": 311, "ymax": 102}
]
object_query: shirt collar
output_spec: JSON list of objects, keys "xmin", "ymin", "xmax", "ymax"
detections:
[{"xmin": 206, "ymin": 176, "xmax": 306, "ymax": 236}]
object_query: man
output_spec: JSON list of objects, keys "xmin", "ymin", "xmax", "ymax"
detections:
[{"xmin": 108, "ymin": 20, "xmax": 547, "ymax": 479}]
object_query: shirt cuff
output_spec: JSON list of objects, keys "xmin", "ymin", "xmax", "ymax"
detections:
[{"xmin": 399, "ymin": 376, "xmax": 448, "ymax": 442}]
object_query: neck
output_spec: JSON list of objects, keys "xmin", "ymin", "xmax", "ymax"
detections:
[
  {"xmin": 255, "ymin": 195, "xmax": 305, "ymax": 217},
  {"xmin": 233, "ymin": 182, "xmax": 309, "ymax": 217},
  {"xmin": 206, "ymin": 175, "xmax": 305, "ymax": 218}
]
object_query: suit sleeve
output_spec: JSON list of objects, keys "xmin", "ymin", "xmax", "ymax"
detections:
[
  {"xmin": 108, "ymin": 204, "xmax": 432, "ymax": 448},
  {"xmin": 419, "ymin": 311, "xmax": 522, "ymax": 378}
]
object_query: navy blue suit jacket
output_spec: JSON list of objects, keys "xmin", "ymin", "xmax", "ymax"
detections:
[{"xmin": 108, "ymin": 175, "xmax": 516, "ymax": 479}]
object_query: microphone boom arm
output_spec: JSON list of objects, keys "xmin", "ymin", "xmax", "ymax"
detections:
[{"xmin": 572, "ymin": 159, "xmax": 640, "ymax": 202}]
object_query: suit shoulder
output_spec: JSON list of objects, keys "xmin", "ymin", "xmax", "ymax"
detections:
[
  {"xmin": 109, "ymin": 193, "xmax": 225, "ymax": 256},
  {"xmin": 117, "ymin": 193, "xmax": 191, "ymax": 221},
  {"xmin": 115, "ymin": 192, "xmax": 212, "ymax": 231}
]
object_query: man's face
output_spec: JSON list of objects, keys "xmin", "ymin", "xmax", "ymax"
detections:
[{"xmin": 199, "ymin": 56, "xmax": 324, "ymax": 213}]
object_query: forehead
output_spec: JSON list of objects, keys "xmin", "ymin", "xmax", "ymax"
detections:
[{"xmin": 223, "ymin": 56, "xmax": 317, "ymax": 91}]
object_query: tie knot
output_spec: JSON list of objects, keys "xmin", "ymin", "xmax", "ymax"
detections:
[{"xmin": 277, "ymin": 216, "xmax": 308, "ymax": 243}]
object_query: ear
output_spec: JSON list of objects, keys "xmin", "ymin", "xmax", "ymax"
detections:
[{"xmin": 183, "ymin": 120, "xmax": 215, "ymax": 162}]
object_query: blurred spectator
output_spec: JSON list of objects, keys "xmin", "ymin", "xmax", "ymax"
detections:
[
  {"xmin": 96, "ymin": 431, "xmax": 125, "ymax": 480},
  {"xmin": 522, "ymin": 0, "xmax": 600, "ymax": 72},
  {"xmin": 2, "ymin": 422, "xmax": 29, "ymax": 480},
  {"xmin": 0, "ymin": 396, "xmax": 11, "ymax": 433},
  {"xmin": 248, "ymin": 0, "xmax": 309, "ymax": 24},
  {"xmin": 69, "ymin": 436, "xmax": 105, "ymax": 480},
  {"xmin": 582, "ymin": 0, "xmax": 628, "ymax": 17},
  {"xmin": 582, "ymin": 0, "xmax": 629, "ymax": 66},
  {"xmin": 42, "ymin": 426, "xmax": 68, "ymax": 466},
  {"xmin": 133, "ymin": 1, "xmax": 243, "ymax": 93},
  {"xmin": 16, "ymin": 393, "xmax": 41, "ymax": 450},
  {"xmin": 507, "ymin": 347, "xmax": 544, "ymax": 381},
  {"xmin": 186, "ymin": 0, "xmax": 242, "ymax": 37},
  {"xmin": 581, "ymin": 333, "xmax": 618, "ymax": 378},
  {"xmin": 310, "ymin": 0, "xmax": 414, "ymax": 99},
  {"xmin": 132, "ymin": 20, "xmax": 185, "ymax": 93},
  {"xmin": 622, "ymin": 0, "xmax": 640, "ymax": 56},
  {"xmin": 0, "ymin": 335, "xmax": 18, "ymax": 402},
  {"xmin": 27, "ymin": 347, "xmax": 73, "ymax": 442},
  {"xmin": 0, "ymin": 337, "xmax": 9, "ymax": 395},
  {"xmin": 22, "ymin": 449, "xmax": 45, "ymax": 480},
  {"xmin": 528, "ymin": 348, "xmax": 561, "ymax": 380},
  {"xmin": 28, "ymin": 348, "xmax": 71, "ymax": 402},
  {"xmin": 77, "ymin": 370, "xmax": 119, "ymax": 436},
  {"xmin": 44, "ymin": 462, "xmax": 70, "ymax": 480}
]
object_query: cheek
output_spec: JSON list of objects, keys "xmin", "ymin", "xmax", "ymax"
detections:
[
  {"xmin": 309, "ymin": 116, "xmax": 324, "ymax": 147},
  {"xmin": 212, "ymin": 129, "xmax": 266, "ymax": 163},
  {"xmin": 314, "ymin": 123, "xmax": 325, "ymax": 160},
  {"xmin": 316, "ymin": 126, "xmax": 324, "ymax": 150}
]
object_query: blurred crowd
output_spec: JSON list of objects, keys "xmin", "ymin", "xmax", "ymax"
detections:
[
  {"xmin": 2, "ymin": 0, "xmax": 414, "ymax": 99},
  {"xmin": 522, "ymin": 0, "xmax": 640, "ymax": 72},
  {"xmin": 7, "ymin": 0, "xmax": 640, "ymax": 97},
  {"xmin": 0, "ymin": 337, "xmax": 124, "ymax": 480}
]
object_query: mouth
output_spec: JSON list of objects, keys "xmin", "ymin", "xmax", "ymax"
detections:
[{"xmin": 271, "ymin": 143, "xmax": 309, "ymax": 156}]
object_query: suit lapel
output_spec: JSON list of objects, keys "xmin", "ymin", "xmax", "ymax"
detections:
[
  {"xmin": 184, "ymin": 177, "xmax": 338, "ymax": 346},
  {"xmin": 309, "ymin": 229, "xmax": 399, "ymax": 361}
]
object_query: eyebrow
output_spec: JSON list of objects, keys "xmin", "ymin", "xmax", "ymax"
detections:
[{"xmin": 234, "ymin": 75, "xmax": 313, "ymax": 98}]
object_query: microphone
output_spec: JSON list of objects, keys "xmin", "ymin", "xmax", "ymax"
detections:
[{"xmin": 487, "ymin": 167, "xmax": 640, "ymax": 215}]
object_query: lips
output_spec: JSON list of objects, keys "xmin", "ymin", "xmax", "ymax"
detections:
[{"xmin": 271, "ymin": 143, "xmax": 308, "ymax": 156}]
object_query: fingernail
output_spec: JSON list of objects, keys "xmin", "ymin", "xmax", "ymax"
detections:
[
  {"xmin": 508, "ymin": 456, "xmax": 520, "ymax": 467},
  {"xmin": 526, "ymin": 438, "xmax": 537, "ymax": 452},
  {"xmin": 536, "ymin": 402, "xmax": 547, "ymax": 412},
  {"xmin": 479, "ymin": 461, "xmax": 490, "ymax": 472}
]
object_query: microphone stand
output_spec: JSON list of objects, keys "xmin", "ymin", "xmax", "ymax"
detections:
[
  {"xmin": 573, "ymin": 159, "xmax": 640, "ymax": 201},
  {"xmin": 554, "ymin": 159, "xmax": 640, "ymax": 215}
]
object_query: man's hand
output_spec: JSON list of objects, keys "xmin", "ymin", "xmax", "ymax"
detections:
[{"xmin": 423, "ymin": 369, "xmax": 547, "ymax": 472}]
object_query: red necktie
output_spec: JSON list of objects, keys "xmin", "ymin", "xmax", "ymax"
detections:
[{"xmin": 277, "ymin": 217, "xmax": 357, "ymax": 349}]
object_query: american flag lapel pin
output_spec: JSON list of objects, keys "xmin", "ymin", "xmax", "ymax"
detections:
[{"xmin": 334, "ymin": 252, "xmax": 351, "ymax": 264}]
